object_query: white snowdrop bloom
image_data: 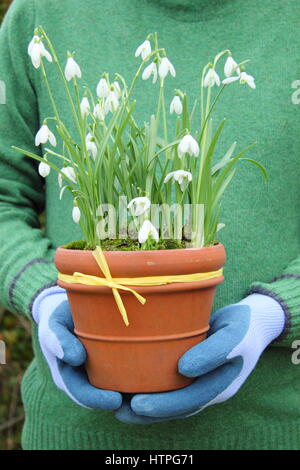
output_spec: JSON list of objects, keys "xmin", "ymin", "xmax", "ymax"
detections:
[
  {"xmin": 86, "ymin": 141, "xmax": 97, "ymax": 160},
  {"xmin": 159, "ymin": 57, "xmax": 176, "ymax": 79},
  {"xmin": 170, "ymin": 96, "xmax": 183, "ymax": 115},
  {"xmin": 178, "ymin": 134, "xmax": 199, "ymax": 158},
  {"xmin": 86, "ymin": 132, "xmax": 93, "ymax": 144},
  {"xmin": 239, "ymin": 71, "xmax": 256, "ymax": 89},
  {"xmin": 64, "ymin": 57, "xmax": 82, "ymax": 81},
  {"xmin": 203, "ymin": 67, "xmax": 221, "ymax": 87},
  {"xmin": 38, "ymin": 161, "xmax": 50, "ymax": 178},
  {"xmin": 80, "ymin": 97, "xmax": 90, "ymax": 117},
  {"xmin": 224, "ymin": 56, "xmax": 240, "ymax": 78},
  {"xmin": 58, "ymin": 166, "xmax": 77, "ymax": 187},
  {"xmin": 113, "ymin": 81, "xmax": 121, "ymax": 99},
  {"xmin": 135, "ymin": 40, "xmax": 151, "ymax": 60},
  {"xmin": 127, "ymin": 197, "xmax": 151, "ymax": 217},
  {"xmin": 104, "ymin": 91, "xmax": 119, "ymax": 114},
  {"xmin": 142, "ymin": 62, "xmax": 158, "ymax": 84},
  {"xmin": 35, "ymin": 124, "xmax": 56, "ymax": 147},
  {"xmin": 223, "ymin": 71, "xmax": 256, "ymax": 89},
  {"xmin": 164, "ymin": 170, "xmax": 192, "ymax": 191},
  {"xmin": 72, "ymin": 206, "xmax": 81, "ymax": 224},
  {"xmin": 28, "ymin": 35, "xmax": 52, "ymax": 69},
  {"xmin": 93, "ymin": 103, "xmax": 105, "ymax": 120},
  {"xmin": 138, "ymin": 220, "xmax": 159, "ymax": 244},
  {"xmin": 96, "ymin": 78, "xmax": 110, "ymax": 98}
]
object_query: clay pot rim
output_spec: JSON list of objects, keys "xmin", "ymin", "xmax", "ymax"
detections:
[
  {"xmin": 55, "ymin": 242, "xmax": 226, "ymax": 278},
  {"xmin": 56, "ymin": 242, "xmax": 224, "ymax": 256}
]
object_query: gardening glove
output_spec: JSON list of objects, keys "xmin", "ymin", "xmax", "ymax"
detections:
[
  {"xmin": 115, "ymin": 293, "xmax": 285, "ymax": 424},
  {"xmin": 32, "ymin": 285, "xmax": 122, "ymax": 410}
]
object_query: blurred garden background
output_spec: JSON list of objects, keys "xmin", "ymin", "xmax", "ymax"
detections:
[{"xmin": 0, "ymin": 0, "xmax": 33, "ymax": 450}]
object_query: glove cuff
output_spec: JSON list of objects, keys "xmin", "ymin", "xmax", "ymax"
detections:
[
  {"xmin": 32, "ymin": 285, "xmax": 66, "ymax": 323},
  {"xmin": 239, "ymin": 294, "xmax": 285, "ymax": 348}
]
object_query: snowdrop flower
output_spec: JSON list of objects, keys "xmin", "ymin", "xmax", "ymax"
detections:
[
  {"xmin": 35, "ymin": 124, "xmax": 56, "ymax": 147},
  {"xmin": 142, "ymin": 62, "xmax": 158, "ymax": 84},
  {"xmin": 64, "ymin": 57, "xmax": 82, "ymax": 81},
  {"xmin": 58, "ymin": 166, "xmax": 77, "ymax": 187},
  {"xmin": 222, "ymin": 71, "xmax": 256, "ymax": 89},
  {"xmin": 135, "ymin": 40, "xmax": 151, "ymax": 60},
  {"xmin": 93, "ymin": 103, "xmax": 105, "ymax": 120},
  {"xmin": 224, "ymin": 56, "xmax": 240, "ymax": 78},
  {"xmin": 80, "ymin": 97, "xmax": 90, "ymax": 117},
  {"xmin": 178, "ymin": 134, "xmax": 199, "ymax": 158},
  {"xmin": 38, "ymin": 161, "xmax": 50, "ymax": 178},
  {"xmin": 164, "ymin": 170, "xmax": 192, "ymax": 191},
  {"xmin": 204, "ymin": 67, "xmax": 220, "ymax": 87},
  {"xmin": 72, "ymin": 206, "xmax": 81, "ymax": 224},
  {"xmin": 159, "ymin": 57, "xmax": 176, "ymax": 79},
  {"xmin": 138, "ymin": 220, "xmax": 159, "ymax": 244},
  {"xmin": 96, "ymin": 78, "xmax": 110, "ymax": 98},
  {"xmin": 86, "ymin": 132, "xmax": 93, "ymax": 143},
  {"xmin": 239, "ymin": 71, "xmax": 256, "ymax": 89},
  {"xmin": 128, "ymin": 197, "xmax": 151, "ymax": 217},
  {"xmin": 104, "ymin": 91, "xmax": 119, "ymax": 114},
  {"xmin": 86, "ymin": 141, "xmax": 97, "ymax": 160},
  {"xmin": 28, "ymin": 35, "xmax": 52, "ymax": 69},
  {"xmin": 113, "ymin": 81, "xmax": 121, "ymax": 99},
  {"xmin": 170, "ymin": 96, "xmax": 183, "ymax": 115}
]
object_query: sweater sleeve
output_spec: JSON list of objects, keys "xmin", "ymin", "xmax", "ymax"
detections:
[
  {"xmin": 249, "ymin": 256, "xmax": 300, "ymax": 348},
  {"xmin": 0, "ymin": 0, "xmax": 57, "ymax": 319}
]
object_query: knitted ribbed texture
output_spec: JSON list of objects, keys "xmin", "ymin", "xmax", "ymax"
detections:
[
  {"xmin": 250, "ymin": 275, "xmax": 300, "ymax": 347},
  {"xmin": 1, "ymin": 0, "xmax": 300, "ymax": 450}
]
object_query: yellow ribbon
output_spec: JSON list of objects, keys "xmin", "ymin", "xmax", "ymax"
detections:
[{"xmin": 58, "ymin": 246, "xmax": 223, "ymax": 326}]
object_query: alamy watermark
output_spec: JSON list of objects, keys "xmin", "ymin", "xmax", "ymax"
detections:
[
  {"xmin": 291, "ymin": 340, "xmax": 300, "ymax": 365},
  {"xmin": 0, "ymin": 80, "xmax": 6, "ymax": 105},
  {"xmin": 94, "ymin": 197, "xmax": 205, "ymax": 242},
  {"xmin": 0, "ymin": 340, "xmax": 6, "ymax": 365}
]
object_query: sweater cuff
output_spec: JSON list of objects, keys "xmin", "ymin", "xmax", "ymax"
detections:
[
  {"xmin": 8, "ymin": 257, "xmax": 58, "ymax": 318},
  {"xmin": 249, "ymin": 275, "xmax": 300, "ymax": 347}
]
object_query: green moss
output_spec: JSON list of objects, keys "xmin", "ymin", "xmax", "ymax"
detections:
[{"xmin": 63, "ymin": 238, "xmax": 187, "ymax": 251}]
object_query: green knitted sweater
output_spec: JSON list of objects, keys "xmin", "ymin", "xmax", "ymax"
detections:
[{"xmin": 1, "ymin": 0, "xmax": 300, "ymax": 450}]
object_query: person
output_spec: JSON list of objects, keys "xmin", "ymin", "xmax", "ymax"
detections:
[{"xmin": 0, "ymin": 0, "xmax": 299, "ymax": 451}]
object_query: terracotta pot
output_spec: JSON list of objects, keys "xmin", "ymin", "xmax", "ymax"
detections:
[{"xmin": 54, "ymin": 244, "xmax": 226, "ymax": 393}]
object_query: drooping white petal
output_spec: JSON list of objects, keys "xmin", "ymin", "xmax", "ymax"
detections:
[
  {"xmin": 35, "ymin": 124, "xmax": 56, "ymax": 147},
  {"xmin": 178, "ymin": 135, "xmax": 199, "ymax": 158},
  {"xmin": 38, "ymin": 161, "xmax": 50, "ymax": 178},
  {"xmin": 39, "ymin": 41, "xmax": 53, "ymax": 63},
  {"xmin": 159, "ymin": 57, "xmax": 176, "ymax": 79},
  {"xmin": 128, "ymin": 197, "xmax": 151, "ymax": 217},
  {"xmin": 142, "ymin": 62, "xmax": 158, "ymax": 84},
  {"xmin": 164, "ymin": 170, "xmax": 192, "ymax": 191},
  {"xmin": 104, "ymin": 92, "xmax": 119, "ymax": 114},
  {"xmin": 64, "ymin": 57, "xmax": 82, "ymax": 81},
  {"xmin": 138, "ymin": 220, "xmax": 159, "ymax": 244},
  {"xmin": 204, "ymin": 68, "xmax": 220, "ymax": 87},
  {"xmin": 113, "ymin": 81, "xmax": 121, "ymax": 98},
  {"xmin": 86, "ymin": 141, "xmax": 98, "ymax": 160},
  {"xmin": 224, "ymin": 56, "xmax": 240, "ymax": 78},
  {"xmin": 72, "ymin": 206, "xmax": 81, "ymax": 224},
  {"xmin": 48, "ymin": 130, "xmax": 57, "ymax": 147},
  {"xmin": 135, "ymin": 40, "xmax": 151, "ymax": 60},
  {"xmin": 93, "ymin": 103, "xmax": 105, "ymax": 120},
  {"xmin": 222, "ymin": 76, "xmax": 240, "ymax": 85},
  {"xmin": 58, "ymin": 166, "xmax": 77, "ymax": 187},
  {"xmin": 80, "ymin": 97, "xmax": 90, "ymax": 117},
  {"xmin": 96, "ymin": 78, "xmax": 110, "ymax": 98},
  {"xmin": 240, "ymin": 72, "xmax": 256, "ymax": 89},
  {"xmin": 170, "ymin": 96, "xmax": 183, "ymax": 115},
  {"xmin": 28, "ymin": 35, "xmax": 52, "ymax": 69}
]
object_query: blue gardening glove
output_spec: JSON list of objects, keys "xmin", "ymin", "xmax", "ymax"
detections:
[
  {"xmin": 115, "ymin": 293, "xmax": 285, "ymax": 424},
  {"xmin": 32, "ymin": 285, "xmax": 122, "ymax": 410}
]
